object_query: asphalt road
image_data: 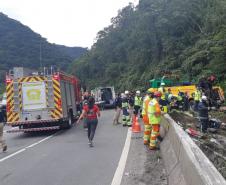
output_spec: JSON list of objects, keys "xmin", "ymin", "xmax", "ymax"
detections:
[{"xmin": 0, "ymin": 110, "xmax": 128, "ymax": 185}]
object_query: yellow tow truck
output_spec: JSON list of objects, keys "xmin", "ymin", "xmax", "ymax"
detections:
[{"xmin": 148, "ymin": 78, "xmax": 225, "ymax": 108}]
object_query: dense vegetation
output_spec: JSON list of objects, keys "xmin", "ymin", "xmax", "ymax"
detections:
[
  {"xmin": 0, "ymin": 13, "xmax": 87, "ymax": 93},
  {"xmin": 72, "ymin": 0, "xmax": 226, "ymax": 93}
]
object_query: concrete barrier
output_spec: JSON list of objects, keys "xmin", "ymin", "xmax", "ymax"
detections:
[{"xmin": 160, "ymin": 114, "xmax": 226, "ymax": 185}]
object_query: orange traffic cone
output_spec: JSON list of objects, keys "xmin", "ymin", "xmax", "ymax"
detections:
[{"xmin": 132, "ymin": 115, "xmax": 141, "ymax": 133}]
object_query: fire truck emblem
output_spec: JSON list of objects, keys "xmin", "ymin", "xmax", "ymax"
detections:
[{"xmin": 27, "ymin": 89, "xmax": 41, "ymax": 101}]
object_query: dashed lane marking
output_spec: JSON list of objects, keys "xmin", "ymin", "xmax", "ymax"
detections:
[
  {"xmin": 0, "ymin": 132, "xmax": 58, "ymax": 163},
  {"xmin": 111, "ymin": 128, "xmax": 132, "ymax": 185}
]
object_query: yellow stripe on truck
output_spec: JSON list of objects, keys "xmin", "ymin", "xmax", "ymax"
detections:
[
  {"xmin": 18, "ymin": 76, "xmax": 46, "ymax": 83},
  {"xmin": 6, "ymin": 81, "xmax": 19, "ymax": 123},
  {"xmin": 51, "ymin": 79, "xmax": 63, "ymax": 119}
]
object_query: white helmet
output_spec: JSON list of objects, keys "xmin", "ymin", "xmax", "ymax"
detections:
[
  {"xmin": 160, "ymin": 82, "xmax": 165, "ymax": 86},
  {"xmin": 136, "ymin": 90, "xmax": 141, "ymax": 94},
  {"xmin": 121, "ymin": 93, "xmax": 125, "ymax": 98},
  {"xmin": 125, "ymin": 90, "xmax": 129, "ymax": 95},
  {"xmin": 201, "ymin": 95, "xmax": 207, "ymax": 101}
]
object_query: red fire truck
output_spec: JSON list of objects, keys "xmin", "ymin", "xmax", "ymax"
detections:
[{"xmin": 5, "ymin": 67, "xmax": 82, "ymax": 132}]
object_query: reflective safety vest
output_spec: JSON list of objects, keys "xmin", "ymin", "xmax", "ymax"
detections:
[
  {"xmin": 135, "ymin": 96, "xmax": 142, "ymax": 106},
  {"xmin": 158, "ymin": 87, "xmax": 164, "ymax": 93},
  {"xmin": 194, "ymin": 90, "xmax": 201, "ymax": 101},
  {"xmin": 142, "ymin": 96, "xmax": 150, "ymax": 116},
  {"xmin": 168, "ymin": 93, "xmax": 173, "ymax": 102},
  {"xmin": 177, "ymin": 95, "xmax": 183, "ymax": 101},
  {"xmin": 148, "ymin": 98, "xmax": 161, "ymax": 124},
  {"xmin": 161, "ymin": 93, "xmax": 166, "ymax": 100},
  {"xmin": 122, "ymin": 101, "xmax": 128, "ymax": 109}
]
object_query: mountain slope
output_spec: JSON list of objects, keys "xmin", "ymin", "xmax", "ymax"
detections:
[
  {"xmin": 0, "ymin": 12, "xmax": 87, "ymax": 92},
  {"xmin": 71, "ymin": 0, "xmax": 226, "ymax": 92}
]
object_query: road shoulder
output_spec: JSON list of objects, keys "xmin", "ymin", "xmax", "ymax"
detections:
[{"xmin": 121, "ymin": 130, "xmax": 167, "ymax": 185}]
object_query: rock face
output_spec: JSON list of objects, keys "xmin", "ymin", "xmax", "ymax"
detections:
[{"xmin": 198, "ymin": 135, "xmax": 226, "ymax": 179}]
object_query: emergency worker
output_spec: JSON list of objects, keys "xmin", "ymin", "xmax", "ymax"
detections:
[
  {"xmin": 166, "ymin": 88, "xmax": 173, "ymax": 112},
  {"xmin": 158, "ymin": 82, "xmax": 165, "ymax": 93},
  {"xmin": 194, "ymin": 87, "xmax": 202, "ymax": 111},
  {"xmin": 198, "ymin": 96, "xmax": 209, "ymax": 133},
  {"xmin": 177, "ymin": 91, "xmax": 183, "ymax": 109},
  {"xmin": 0, "ymin": 105, "xmax": 7, "ymax": 152},
  {"xmin": 159, "ymin": 88, "xmax": 168, "ymax": 113},
  {"xmin": 134, "ymin": 90, "xmax": 142, "ymax": 116},
  {"xmin": 207, "ymin": 74, "xmax": 216, "ymax": 106},
  {"xmin": 182, "ymin": 92, "xmax": 189, "ymax": 111},
  {"xmin": 122, "ymin": 91, "xmax": 131, "ymax": 127},
  {"xmin": 113, "ymin": 93, "xmax": 122, "ymax": 125},
  {"xmin": 148, "ymin": 91, "xmax": 162, "ymax": 150},
  {"xmin": 141, "ymin": 90, "xmax": 153, "ymax": 145},
  {"xmin": 167, "ymin": 88, "xmax": 173, "ymax": 102},
  {"xmin": 128, "ymin": 92, "xmax": 134, "ymax": 124}
]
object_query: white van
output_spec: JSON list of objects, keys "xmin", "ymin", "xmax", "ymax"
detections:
[
  {"xmin": 0, "ymin": 93, "xmax": 6, "ymax": 106},
  {"xmin": 92, "ymin": 87, "xmax": 116, "ymax": 108}
]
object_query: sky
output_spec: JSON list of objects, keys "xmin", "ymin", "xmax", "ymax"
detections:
[{"xmin": 0, "ymin": 0, "xmax": 139, "ymax": 48}]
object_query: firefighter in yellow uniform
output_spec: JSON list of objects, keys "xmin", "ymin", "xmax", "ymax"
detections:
[
  {"xmin": 148, "ymin": 91, "xmax": 162, "ymax": 150},
  {"xmin": 141, "ymin": 91, "xmax": 153, "ymax": 145}
]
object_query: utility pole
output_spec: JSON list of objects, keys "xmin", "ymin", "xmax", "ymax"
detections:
[{"xmin": 39, "ymin": 41, "xmax": 42, "ymax": 69}]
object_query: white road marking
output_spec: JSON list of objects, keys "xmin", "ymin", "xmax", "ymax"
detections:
[
  {"xmin": 111, "ymin": 128, "xmax": 132, "ymax": 185},
  {"xmin": 0, "ymin": 133, "xmax": 56, "ymax": 163}
]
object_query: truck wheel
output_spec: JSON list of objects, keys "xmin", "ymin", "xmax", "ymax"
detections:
[{"xmin": 66, "ymin": 110, "xmax": 73, "ymax": 129}]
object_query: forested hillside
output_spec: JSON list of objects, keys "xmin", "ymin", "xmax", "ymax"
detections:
[
  {"xmin": 0, "ymin": 13, "xmax": 87, "ymax": 92},
  {"xmin": 72, "ymin": 0, "xmax": 226, "ymax": 92}
]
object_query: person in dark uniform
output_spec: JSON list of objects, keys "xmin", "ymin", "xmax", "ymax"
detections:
[
  {"xmin": 182, "ymin": 92, "xmax": 189, "ymax": 111},
  {"xmin": 0, "ymin": 105, "xmax": 7, "ymax": 152},
  {"xmin": 113, "ymin": 93, "xmax": 122, "ymax": 125},
  {"xmin": 198, "ymin": 96, "xmax": 209, "ymax": 133}
]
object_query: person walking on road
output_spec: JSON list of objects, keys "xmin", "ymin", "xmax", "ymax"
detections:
[
  {"xmin": 148, "ymin": 91, "xmax": 162, "ymax": 150},
  {"xmin": 77, "ymin": 97, "xmax": 100, "ymax": 147},
  {"xmin": 82, "ymin": 93, "xmax": 89, "ymax": 129},
  {"xmin": 113, "ymin": 93, "xmax": 122, "ymax": 125},
  {"xmin": 0, "ymin": 105, "xmax": 7, "ymax": 152}
]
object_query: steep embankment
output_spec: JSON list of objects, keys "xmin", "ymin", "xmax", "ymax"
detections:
[
  {"xmin": 71, "ymin": 0, "xmax": 226, "ymax": 92},
  {"xmin": 0, "ymin": 13, "xmax": 87, "ymax": 93}
]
